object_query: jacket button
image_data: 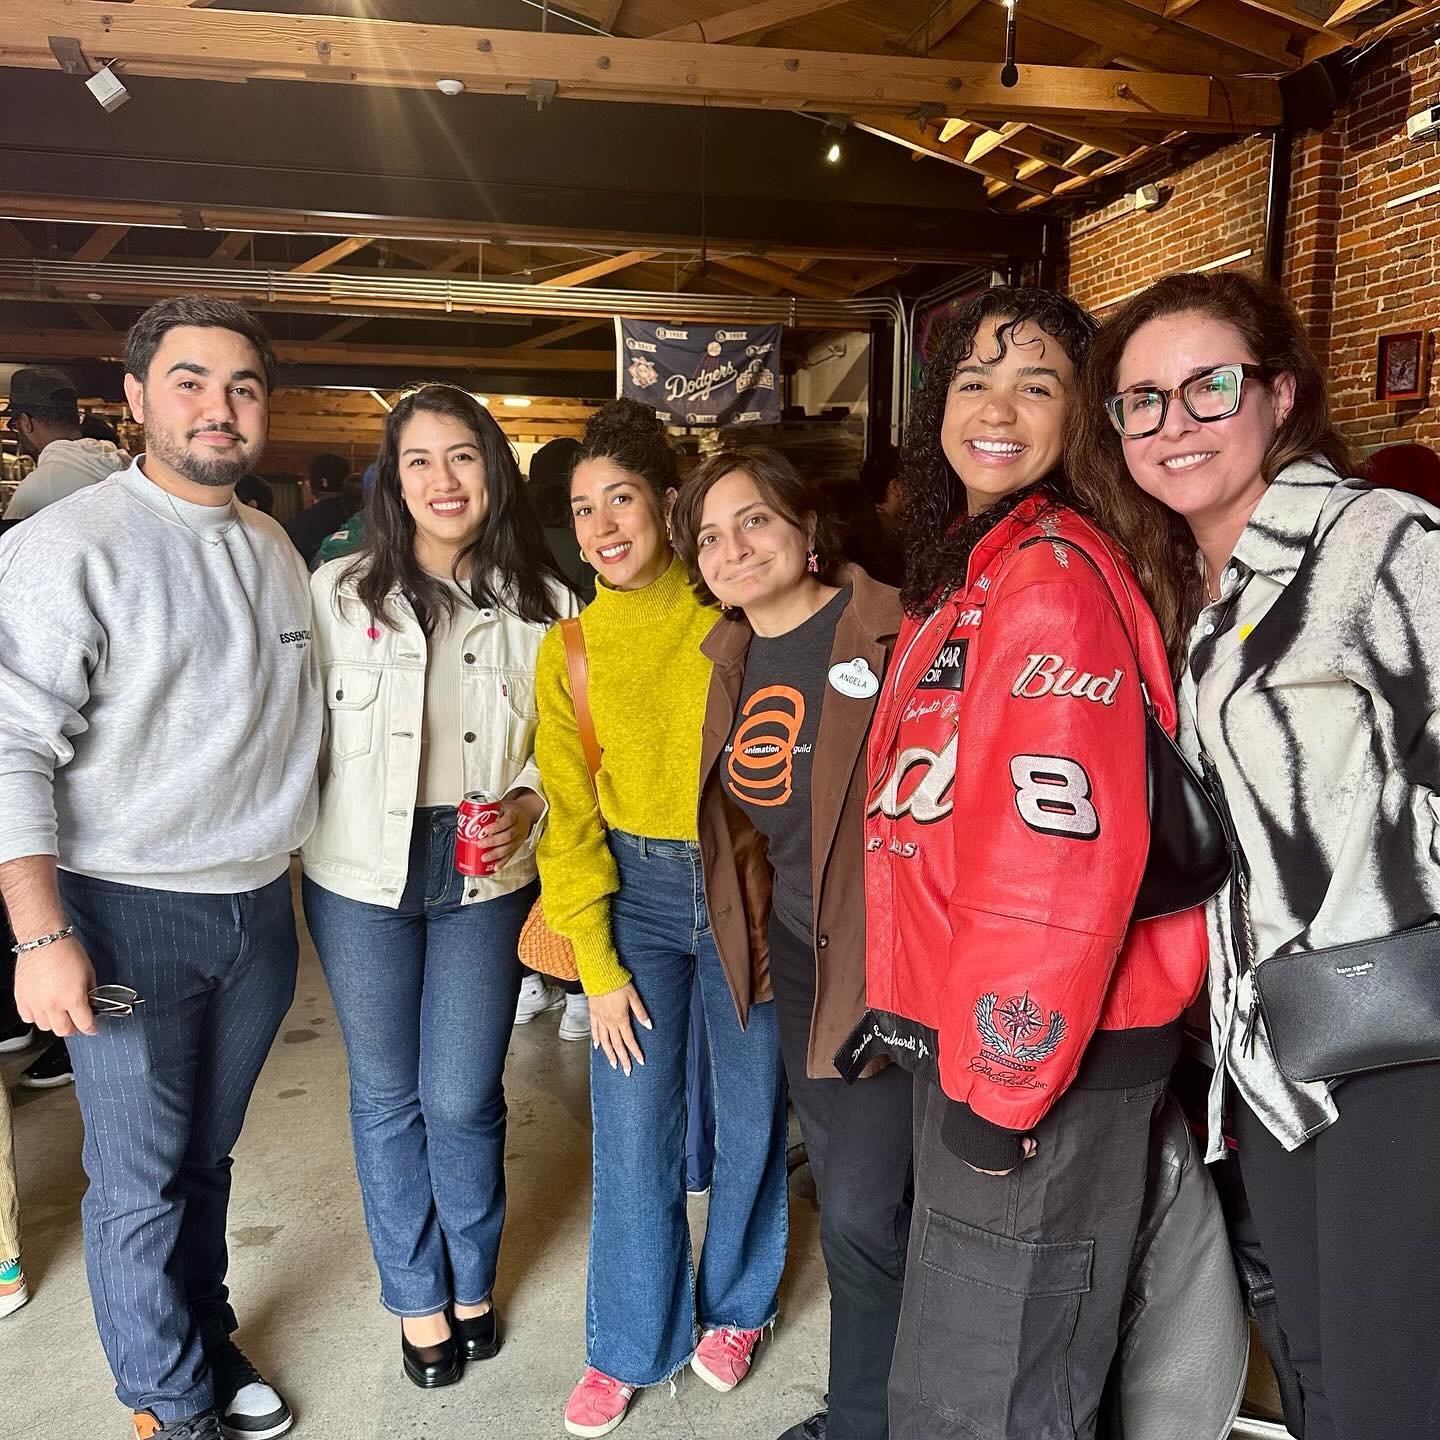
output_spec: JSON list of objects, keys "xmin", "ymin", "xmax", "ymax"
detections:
[
  {"xmin": 465, "ymin": 731, "xmax": 476, "ymax": 742},
  {"xmin": 817, "ymin": 934, "xmax": 829, "ymax": 949},
  {"xmin": 467, "ymin": 889, "xmax": 478, "ymax": 900},
  {"xmin": 335, "ymin": 689, "xmax": 344, "ymax": 700},
  {"xmin": 464, "ymin": 653, "xmax": 475, "ymax": 664}
]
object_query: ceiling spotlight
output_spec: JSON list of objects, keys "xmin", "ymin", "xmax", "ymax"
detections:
[
  {"xmin": 86, "ymin": 63, "xmax": 130, "ymax": 114},
  {"xmin": 86, "ymin": 292, "xmax": 103, "ymax": 301},
  {"xmin": 436, "ymin": 78, "xmax": 465, "ymax": 96},
  {"xmin": 822, "ymin": 117, "xmax": 847, "ymax": 165},
  {"xmin": 502, "ymin": 396, "xmax": 532, "ymax": 408}
]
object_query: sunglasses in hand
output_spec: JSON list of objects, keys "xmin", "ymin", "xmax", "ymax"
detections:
[{"xmin": 89, "ymin": 984, "xmax": 145, "ymax": 1018}]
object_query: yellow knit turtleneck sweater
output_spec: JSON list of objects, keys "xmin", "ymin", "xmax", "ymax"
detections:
[{"xmin": 534, "ymin": 555, "xmax": 718, "ymax": 994}]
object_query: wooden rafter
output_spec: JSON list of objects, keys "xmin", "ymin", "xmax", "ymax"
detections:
[
  {"xmin": 210, "ymin": 232, "xmax": 251, "ymax": 262},
  {"xmin": 317, "ymin": 317, "xmax": 369, "ymax": 342},
  {"xmin": 0, "ymin": 329, "xmax": 615, "ymax": 373},
  {"xmin": 71, "ymin": 225, "xmax": 129, "ymax": 263},
  {"xmin": 897, "ymin": 0, "xmax": 991, "ymax": 52},
  {"xmin": 1322, "ymin": 0, "xmax": 1385, "ymax": 23},
  {"xmin": 290, "ymin": 236, "xmax": 373, "ymax": 274},
  {"xmin": 1230, "ymin": 0, "xmax": 1355, "ymax": 37},
  {"xmin": 0, "ymin": 3, "xmax": 1284, "ymax": 132},
  {"xmin": 509, "ymin": 318, "xmax": 611, "ymax": 351},
  {"xmin": 535, "ymin": 249, "xmax": 663, "ymax": 287},
  {"xmin": 709, "ymin": 254, "xmax": 852, "ymax": 299},
  {"xmin": 853, "ymin": 114, "xmax": 1057, "ymax": 196},
  {"xmin": 650, "ymin": 0, "xmax": 858, "ymax": 43},
  {"xmin": 0, "ymin": 220, "xmax": 34, "ymax": 258}
]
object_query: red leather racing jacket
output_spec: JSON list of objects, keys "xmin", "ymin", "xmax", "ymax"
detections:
[{"xmin": 841, "ymin": 493, "xmax": 1206, "ymax": 1170}]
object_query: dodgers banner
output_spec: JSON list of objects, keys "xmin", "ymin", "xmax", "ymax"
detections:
[{"xmin": 616, "ymin": 319, "xmax": 781, "ymax": 427}]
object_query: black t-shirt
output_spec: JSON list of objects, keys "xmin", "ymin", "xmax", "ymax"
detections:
[{"xmin": 723, "ymin": 588, "xmax": 849, "ymax": 942}]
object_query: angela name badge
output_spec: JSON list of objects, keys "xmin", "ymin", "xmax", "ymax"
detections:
[{"xmin": 828, "ymin": 657, "xmax": 880, "ymax": 700}]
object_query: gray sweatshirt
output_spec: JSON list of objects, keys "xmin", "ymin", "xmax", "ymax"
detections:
[{"xmin": 0, "ymin": 458, "xmax": 321, "ymax": 893}]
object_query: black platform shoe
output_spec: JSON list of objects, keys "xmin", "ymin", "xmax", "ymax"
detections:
[
  {"xmin": 401, "ymin": 1323, "xmax": 463, "ymax": 1388},
  {"xmin": 453, "ymin": 1307, "xmax": 501, "ymax": 1363}
]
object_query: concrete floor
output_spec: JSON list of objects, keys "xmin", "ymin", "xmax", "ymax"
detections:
[{"xmin": 5, "ymin": 869, "xmax": 829, "ymax": 1439}]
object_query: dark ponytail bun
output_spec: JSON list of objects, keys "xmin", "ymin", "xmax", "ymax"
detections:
[{"xmin": 576, "ymin": 397, "xmax": 681, "ymax": 500}]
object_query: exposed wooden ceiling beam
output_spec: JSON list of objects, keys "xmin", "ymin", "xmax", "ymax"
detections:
[
  {"xmin": 709, "ymin": 254, "xmax": 852, "ymax": 299},
  {"xmin": 0, "ymin": 221, "xmax": 34, "ymax": 259},
  {"xmin": 1322, "ymin": 0, "xmax": 1386, "ymax": 22},
  {"xmin": 509, "ymin": 318, "xmax": 611, "ymax": 351},
  {"xmin": 0, "ymin": 330, "xmax": 616, "ymax": 373},
  {"xmin": 0, "ymin": 3, "xmax": 1284, "ymax": 131},
  {"xmin": 290, "ymin": 236, "xmax": 373, "ymax": 274},
  {"xmin": 897, "ymin": 0, "xmax": 991, "ymax": 52},
  {"xmin": 70, "ymin": 304, "xmax": 113, "ymax": 332},
  {"xmin": 1101, "ymin": 0, "xmax": 1301, "ymax": 66},
  {"xmin": 71, "ymin": 225, "xmax": 130, "ymax": 263},
  {"xmin": 536, "ymin": 249, "xmax": 663, "ymax": 287},
  {"xmin": 210, "ymin": 232, "xmax": 251, "ymax": 263},
  {"xmin": 650, "ymin": 0, "xmax": 857, "ymax": 43},
  {"xmin": 853, "ymin": 114, "xmax": 1057, "ymax": 196},
  {"xmin": 317, "ymin": 317, "xmax": 369, "ymax": 342},
  {"xmin": 0, "ymin": 192, "xmax": 1024, "ymax": 266}
]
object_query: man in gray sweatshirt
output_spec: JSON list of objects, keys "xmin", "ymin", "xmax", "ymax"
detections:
[{"xmin": 0, "ymin": 297, "xmax": 321, "ymax": 1440}]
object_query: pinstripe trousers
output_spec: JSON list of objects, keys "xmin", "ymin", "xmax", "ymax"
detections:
[{"xmin": 59, "ymin": 869, "xmax": 297, "ymax": 1423}]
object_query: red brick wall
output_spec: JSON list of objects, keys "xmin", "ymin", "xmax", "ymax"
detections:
[
  {"xmin": 1063, "ymin": 30, "xmax": 1440, "ymax": 455},
  {"xmin": 1065, "ymin": 136, "xmax": 1271, "ymax": 314}
]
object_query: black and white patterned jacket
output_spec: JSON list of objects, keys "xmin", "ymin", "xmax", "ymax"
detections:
[{"xmin": 1180, "ymin": 458, "xmax": 1440, "ymax": 1157}]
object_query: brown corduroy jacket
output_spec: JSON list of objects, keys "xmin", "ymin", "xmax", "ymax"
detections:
[{"xmin": 697, "ymin": 565, "xmax": 901, "ymax": 1078}]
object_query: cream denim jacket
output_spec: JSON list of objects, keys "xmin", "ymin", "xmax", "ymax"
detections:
[{"xmin": 302, "ymin": 558, "xmax": 578, "ymax": 907}]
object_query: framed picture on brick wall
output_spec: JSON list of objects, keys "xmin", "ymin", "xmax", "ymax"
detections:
[{"xmin": 1376, "ymin": 329, "xmax": 1428, "ymax": 402}]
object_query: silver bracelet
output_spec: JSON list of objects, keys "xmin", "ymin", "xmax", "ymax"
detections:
[{"xmin": 12, "ymin": 925, "xmax": 74, "ymax": 956}]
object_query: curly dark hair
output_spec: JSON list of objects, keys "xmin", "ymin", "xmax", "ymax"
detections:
[
  {"xmin": 670, "ymin": 446, "xmax": 844, "ymax": 606},
  {"xmin": 1068, "ymin": 271, "xmax": 1357, "ymax": 669},
  {"xmin": 574, "ymin": 396, "xmax": 681, "ymax": 505},
  {"xmin": 337, "ymin": 382, "xmax": 569, "ymax": 635},
  {"xmin": 899, "ymin": 286, "xmax": 1098, "ymax": 615}
]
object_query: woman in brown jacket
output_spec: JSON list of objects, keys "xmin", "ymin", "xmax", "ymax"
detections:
[{"xmin": 672, "ymin": 447, "xmax": 911, "ymax": 1440}]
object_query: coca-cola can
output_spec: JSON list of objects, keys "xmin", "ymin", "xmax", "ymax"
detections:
[{"xmin": 456, "ymin": 791, "xmax": 505, "ymax": 877}]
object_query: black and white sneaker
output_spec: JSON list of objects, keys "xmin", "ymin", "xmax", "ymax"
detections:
[
  {"xmin": 0, "ymin": 1019, "xmax": 34, "ymax": 1054},
  {"xmin": 19, "ymin": 1038, "xmax": 73, "ymax": 1088},
  {"xmin": 207, "ymin": 1339, "xmax": 293, "ymax": 1440}
]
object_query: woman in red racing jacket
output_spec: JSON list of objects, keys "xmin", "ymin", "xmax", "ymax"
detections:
[{"xmin": 841, "ymin": 287, "xmax": 1207, "ymax": 1440}]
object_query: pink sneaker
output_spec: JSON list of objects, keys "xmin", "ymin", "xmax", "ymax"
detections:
[
  {"xmin": 689, "ymin": 1326, "xmax": 763, "ymax": 1392},
  {"xmin": 564, "ymin": 1367, "xmax": 636, "ymax": 1437}
]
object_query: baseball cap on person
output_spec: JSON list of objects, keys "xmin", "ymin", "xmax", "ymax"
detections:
[{"xmin": 2, "ymin": 366, "xmax": 80, "ymax": 417}]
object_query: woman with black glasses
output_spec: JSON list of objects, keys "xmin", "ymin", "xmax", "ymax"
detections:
[{"xmin": 1070, "ymin": 271, "xmax": 1440, "ymax": 1440}]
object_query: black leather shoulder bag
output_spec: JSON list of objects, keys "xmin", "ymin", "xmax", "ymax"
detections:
[{"xmin": 1016, "ymin": 535, "xmax": 1231, "ymax": 922}]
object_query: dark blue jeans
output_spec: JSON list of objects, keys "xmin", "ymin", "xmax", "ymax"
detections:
[
  {"xmin": 302, "ymin": 808, "xmax": 534, "ymax": 1316},
  {"xmin": 59, "ymin": 869, "xmax": 298, "ymax": 1423},
  {"xmin": 587, "ymin": 831, "xmax": 788, "ymax": 1387}
]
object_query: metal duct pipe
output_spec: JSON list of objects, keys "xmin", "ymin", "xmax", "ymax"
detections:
[{"xmin": 0, "ymin": 259, "xmax": 903, "ymax": 331}]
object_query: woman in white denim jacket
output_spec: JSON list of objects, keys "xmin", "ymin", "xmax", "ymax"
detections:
[{"xmin": 302, "ymin": 384, "xmax": 577, "ymax": 1391}]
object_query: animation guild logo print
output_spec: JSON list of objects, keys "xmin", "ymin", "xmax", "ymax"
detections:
[{"xmin": 726, "ymin": 685, "xmax": 806, "ymax": 807}]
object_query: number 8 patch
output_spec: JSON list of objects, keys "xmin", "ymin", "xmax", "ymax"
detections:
[{"xmin": 1009, "ymin": 754, "xmax": 1100, "ymax": 839}]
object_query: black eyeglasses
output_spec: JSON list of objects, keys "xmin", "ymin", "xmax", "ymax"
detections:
[
  {"xmin": 1105, "ymin": 363, "xmax": 1269, "ymax": 439},
  {"xmin": 89, "ymin": 984, "xmax": 145, "ymax": 1018}
]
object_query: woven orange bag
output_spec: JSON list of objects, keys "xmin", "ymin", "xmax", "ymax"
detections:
[{"xmin": 519, "ymin": 618, "xmax": 601, "ymax": 984}]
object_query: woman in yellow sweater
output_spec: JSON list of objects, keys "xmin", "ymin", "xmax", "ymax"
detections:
[{"xmin": 535, "ymin": 399, "xmax": 788, "ymax": 1438}]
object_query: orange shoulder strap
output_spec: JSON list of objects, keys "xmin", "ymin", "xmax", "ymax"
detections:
[{"xmin": 560, "ymin": 617, "xmax": 603, "ymax": 792}]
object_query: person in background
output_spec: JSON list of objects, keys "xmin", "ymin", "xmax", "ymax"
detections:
[
  {"xmin": 2, "ymin": 366, "xmax": 129, "ymax": 522},
  {"xmin": 284, "ymin": 451, "xmax": 351, "ymax": 565},
  {"xmin": 672, "ymin": 447, "xmax": 911, "ymax": 1440},
  {"xmin": 80, "ymin": 414, "xmax": 123, "ymax": 445},
  {"xmin": 528, "ymin": 436, "xmax": 595, "ymax": 602},
  {"xmin": 536, "ymin": 398, "xmax": 787, "ymax": 1438},
  {"xmin": 235, "ymin": 474, "xmax": 275, "ymax": 515},
  {"xmin": 1070, "ymin": 271, "xmax": 1440, "ymax": 1440},
  {"xmin": 1360, "ymin": 439, "xmax": 1440, "ymax": 508},
  {"xmin": 313, "ymin": 461, "xmax": 376, "ymax": 568},
  {"xmin": 303, "ymin": 383, "xmax": 574, "ymax": 1390},
  {"xmin": 858, "ymin": 287, "xmax": 1206, "ymax": 1440},
  {"xmin": 0, "ymin": 296, "xmax": 320, "ymax": 1440}
]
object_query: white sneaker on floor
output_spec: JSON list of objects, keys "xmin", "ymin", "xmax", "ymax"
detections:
[
  {"xmin": 515, "ymin": 974, "xmax": 566, "ymax": 1025},
  {"xmin": 558, "ymin": 993, "xmax": 591, "ymax": 1042}
]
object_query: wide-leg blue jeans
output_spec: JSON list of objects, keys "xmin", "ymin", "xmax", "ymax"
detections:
[{"xmin": 586, "ymin": 831, "xmax": 788, "ymax": 1387}]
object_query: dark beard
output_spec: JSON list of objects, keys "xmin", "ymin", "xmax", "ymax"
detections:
[{"xmin": 147, "ymin": 425, "xmax": 255, "ymax": 489}]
